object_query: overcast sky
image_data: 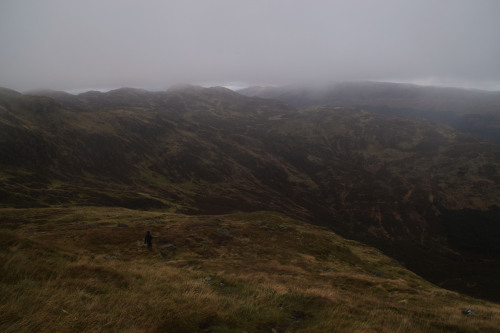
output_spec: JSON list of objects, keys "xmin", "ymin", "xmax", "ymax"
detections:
[{"xmin": 1, "ymin": 0, "xmax": 500, "ymax": 92}]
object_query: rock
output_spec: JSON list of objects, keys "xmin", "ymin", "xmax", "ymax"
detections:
[
  {"xmin": 278, "ymin": 224, "xmax": 296, "ymax": 231},
  {"xmin": 462, "ymin": 308, "xmax": 475, "ymax": 316},
  {"xmin": 371, "ymin": 269, "xmax": 384, "ymax": 277},
  {"xmin": 105, "ymin": 253, "xmax": 122, "ymax": 261},
  {"xmin": 291, "ymin": 310, "xmax": 308, "ymax": 320},
  {"xmin": 251, "ymin": 219, "xmax": 265, "ymax": 225},
  {"xmin": 117, "ymin": 223, "xmax": 128, "ymax": 227},
  {"xmin": 159, "ymin": 243, "xmax": 176, "ymax": 250},
  {"xmin": 216, "ymin": 227, "xmax": 232, "ymax": 237},
  {"xmin": 189, "ymin": 226, "xmax": 204, "ymax": 231},
  {"xmin": 204, "ymin": 276, "xmax": 213, "ymax": 285}
]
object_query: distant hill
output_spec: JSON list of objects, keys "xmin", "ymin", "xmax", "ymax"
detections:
[
  {"xmin": 239, "ymin": 81, "xmax": 500, "ymax": 142},
  {"xmin": 1, "ymin": 85, "xmax": 500, "ymax": 301}
]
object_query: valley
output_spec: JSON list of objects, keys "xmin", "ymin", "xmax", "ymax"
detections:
[{"xmin": 1, "ymin": 83, "xmax": 500, "ymax": 331}]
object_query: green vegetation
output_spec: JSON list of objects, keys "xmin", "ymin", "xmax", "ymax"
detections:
[
  {"xmin": 1, "ymin": 207, "xmax": 499, "ymax": 332},
  {"xmin": 1, "ymin": 86, "xmax": 500, "ymax": 304}
]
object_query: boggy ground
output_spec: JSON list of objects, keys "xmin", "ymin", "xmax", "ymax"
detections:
[{"xmin": 1, "ymin": 207, "xmax": 499, "ymax": 332}]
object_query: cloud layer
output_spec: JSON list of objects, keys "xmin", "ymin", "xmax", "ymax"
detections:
[{"xmin": 1, "ymin": 0, "xmax": 499, "ymax": 91}]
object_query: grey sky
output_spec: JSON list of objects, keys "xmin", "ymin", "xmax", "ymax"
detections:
[{"xmin": 1, "ymin": 0, "xmax": 500, "ymax": 92}]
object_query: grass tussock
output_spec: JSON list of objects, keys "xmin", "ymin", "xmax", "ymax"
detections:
[{"xmin": 1, "ymin": 207, "xmax": 500, "ymax": 332}]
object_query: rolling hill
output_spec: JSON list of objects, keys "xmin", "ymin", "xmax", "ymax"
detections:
[
  {"xmin": 239, "ymin": 81, "xmax": 500, "ymax": 142},
  {"xmin": 1, "ymin": 85, "xmax": 500, "ymax": 303}
]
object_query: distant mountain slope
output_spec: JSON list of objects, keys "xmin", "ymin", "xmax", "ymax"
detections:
[
  {"xmin": 1, "ymin": 86, "xmax": 500, "ymax": 301},
  {"xmin": 239, "ymin": 81, "xmax": 500, "ymax": 142}
]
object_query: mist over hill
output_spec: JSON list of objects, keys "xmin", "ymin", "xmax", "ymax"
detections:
[
  {"xmin": 1, "ymin": 84, "xmax": 500, "ymax": 301},
  {"xmin": 240, "ymin": 81, "xmax": 500, "ymax": 142}
]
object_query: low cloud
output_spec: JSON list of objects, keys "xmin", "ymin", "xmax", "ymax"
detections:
[{"xmin": 1, "ymin": 0, "xmax": 499, "ymax": 91}]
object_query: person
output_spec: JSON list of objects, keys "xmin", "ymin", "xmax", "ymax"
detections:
[{"xmin": 144, "ymin": 231, "xmax": 153, "ymax": 250}]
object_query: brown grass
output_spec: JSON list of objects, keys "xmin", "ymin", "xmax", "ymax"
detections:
[{"xmin": 1, "ymin": 207, "xmax": 499, "ymax": 332}]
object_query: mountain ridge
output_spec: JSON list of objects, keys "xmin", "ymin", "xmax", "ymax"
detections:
[
  {"xmin": 1, "ymin": 85, "xmax": 500, "ymax": 301},
  {"xmin": 239, "ymin": 81, "xmax": 500, "ymax": 142}
]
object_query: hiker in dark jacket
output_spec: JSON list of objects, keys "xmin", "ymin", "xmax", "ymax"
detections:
[{"xmin": 144, "ymin": 231, "xmax": 153, "ymax": 250}]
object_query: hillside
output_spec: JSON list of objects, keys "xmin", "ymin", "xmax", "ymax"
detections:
[
  {"xmin": 1, "ymin": 86, "xmax": 500, "ymax": 302},
  {"xmin": 239, "ymin": 82, "xmax": 500, "ymax": 142},
  {"xmin": 1, "ymin": 207, "xmax": 500, "ymax": 332}
]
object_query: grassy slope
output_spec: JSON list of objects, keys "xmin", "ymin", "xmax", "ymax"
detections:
[{"xmin": 1, "ymin": 207, "xmax": 499, "ymax": 332}]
